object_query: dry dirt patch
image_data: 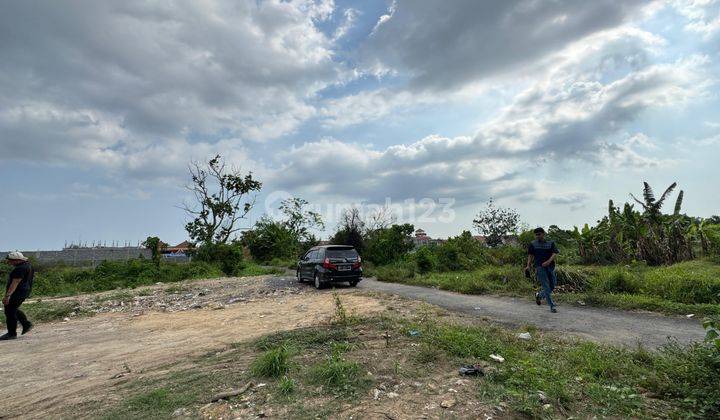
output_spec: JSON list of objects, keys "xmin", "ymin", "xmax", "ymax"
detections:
[{"xmin": 0, "ymin": 277, "xmax": 386, "ymax": 419}]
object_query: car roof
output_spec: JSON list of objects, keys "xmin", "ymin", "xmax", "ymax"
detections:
[{"xmin": 312, "ymin": 245, "xmax": 355, "ymax": 249}]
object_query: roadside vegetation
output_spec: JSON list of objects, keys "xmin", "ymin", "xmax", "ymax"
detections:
[
  {"xmin": 331, "ymin": 182, "xmax": 720, "ymax": 317},
  {"xmin": 0, "ymin": 257, "xmax": 279, "ymax": 298},
  {"xmin": 92, "ymin": 300, "xmax": 720, "ymax": 419}
]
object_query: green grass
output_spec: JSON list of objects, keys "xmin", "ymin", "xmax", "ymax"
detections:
[
  {"xmin": 0, "ymin": 300, "xmax": 92, "ymax": 327},
  {"xmin": 403, "ymin": 315, "xmax": 720, "ymax": 418},
  {"xmin": 375, "ymin": 258, "xmax": 720, "ymax": 315},
  {"xmin": 308, "ymin": 353, "xmax": 368, "ymax": 395},
  {"xmin": 103, "ymin": 388, "xmax": 195, "ymax": 420},
  {"xmin": 277, "ymin": 376, "xmax": 297, "ymax": 397},
  {"xmin": 90, "ymin": 311, "xmax": 720, "ymax": 419},
  {"xmin": 250, "ymin": 344, "xmax": 293, "ymax": 378},
  {"xmin": 557, "ymin": 292, "xmax": 720, "ymax": 316},
  {"xmin": 253, "ymin": 326, "xmax": 349, "ymax": 351},
  {"xmin": 19, "ymin": 259, "xmax": 279, "ymax": 298}
]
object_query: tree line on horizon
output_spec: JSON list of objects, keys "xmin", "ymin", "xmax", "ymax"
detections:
[{"xmin": 166, "ymin": 155, "xmax": 720, "ymax": 270}]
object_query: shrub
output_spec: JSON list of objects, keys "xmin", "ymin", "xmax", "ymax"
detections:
[
  {"xmin": 414, "ymin": 247, "xmax": 436, "ymax": 273},
  {"xmin": 591, "ymin": 267, "xmax": 640, "ymax": 294},
  {"xmin": 434, "ymin": 231, "xmax": 487, "ymax": 271},
  {"xmin": 241, "ymin": 217, "xmax": 299, "ymax": 262},
  {"xmin": 251, "ymin": 344, "xmax": 292, "ymax": 378},
  {"xmin": 193, "ymin": 242, "xmax": 245, "ymax": 276},
  {"xmin": 485, "ymin": 245, "xmax": 526, "ymax": 266},
  {"xmin": 374, "ymin": 261, "xmax": 415, "ymax": 283},
  {"xmin": 364, "ymin": 224, "xmax": 415, "ymax": 265}
]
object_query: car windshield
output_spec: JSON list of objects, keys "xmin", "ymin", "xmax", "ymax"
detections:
[{"xmin": 325, "ymin": 247, "xmax": 358, "ymax": 259}]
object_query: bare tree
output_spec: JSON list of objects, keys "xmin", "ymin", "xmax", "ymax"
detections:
[
  {"xmin": 331, "ymin": 207, "xmax": 366, "ymax": 251},
  {"xmin": 181, "ymin": 155, "xmax": 262, "ymax": 244},
  {"xmin": 365, "ymin": 205, "xmax": 395, "ymax": 233}
]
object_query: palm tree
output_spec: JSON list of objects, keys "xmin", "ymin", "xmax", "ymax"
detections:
[{"xmin": 630, "ymin": 182, "xmax": 677, "ymax": 224}]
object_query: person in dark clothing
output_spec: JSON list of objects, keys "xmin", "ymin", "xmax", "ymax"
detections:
[
  {"xmin": 2, "ymin": 251, "xmax": 34, "ymax": 340},
  {"xmin": 526, "ymin": 227, "xmax": 559, "ymax": 313}
]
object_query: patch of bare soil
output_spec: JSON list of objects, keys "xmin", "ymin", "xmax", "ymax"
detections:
[
  {"xmin": 0, "ymin": 276, "xmax": 387, "ymax": 419},
  {"xmin": 161, "ymin": 303, "xmax": 507, "ymax": 420}
]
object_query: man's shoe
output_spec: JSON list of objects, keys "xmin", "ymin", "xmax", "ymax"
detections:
[
  {"xmin": 535, "ymin": 292, "xmax": 542, "ymax": 306},
  {"xmin": 0, "ymin": 333, "xmax": 17, "ymax": 341},
  {"xmin": 550, "ymin": 307, "xmax": 557, "ymax": 313},
  {"xmin": 22, "ymin": 322, "xmax": 33, "ymax": 335}
]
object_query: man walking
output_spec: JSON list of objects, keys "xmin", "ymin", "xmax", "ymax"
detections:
[
  {"xmin": 2, "ymin": 251, "xmax": 34, "ymax": 340},
  {"xmin": 526, "ymin": 228, "xmax": 559, "ymax": 313}
]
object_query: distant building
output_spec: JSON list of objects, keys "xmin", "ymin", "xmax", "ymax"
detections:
[
  {"xmin": 162, "ymin": 241, "xmax": 193, "ymax": 260},
  {"xmin": 412, "ymin": 229, "xmax": 445, "ymax": 248}
]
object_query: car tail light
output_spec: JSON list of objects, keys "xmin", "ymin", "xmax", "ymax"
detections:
[
  {"xmin": 323, "ymin": 258, "xmax": 337, "ymax": 270},
  {"xmin": 352, "ymin": 256, "xmax": 362, "ymax": 269}
]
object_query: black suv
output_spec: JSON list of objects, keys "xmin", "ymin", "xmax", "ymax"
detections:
[{"xmin": 296, "ymin": 245, "xmax": 362, "ymax": 289}]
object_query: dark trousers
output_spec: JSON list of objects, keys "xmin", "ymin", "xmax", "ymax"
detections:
[{"xmin": 4, "ymin": 296, "xmax": 29, "ymax": 336}]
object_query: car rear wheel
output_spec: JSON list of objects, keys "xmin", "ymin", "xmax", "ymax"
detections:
[
  {"xmin": 349, "ymin": 280, "xmax": 359, "ymax": 287},
  {"xmin": 314, "ymin": 272, "xmax": 323, "ymax": 290}
]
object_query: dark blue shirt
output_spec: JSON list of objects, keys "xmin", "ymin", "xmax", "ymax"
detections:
[{"xmin": 528, "ymin": 240, "xmax": 559, "ymax": 267}]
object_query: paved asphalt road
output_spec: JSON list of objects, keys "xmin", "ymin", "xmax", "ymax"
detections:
[{"xmin": 354, "ymin": 277, "xmax": 706, "ymax": 349}]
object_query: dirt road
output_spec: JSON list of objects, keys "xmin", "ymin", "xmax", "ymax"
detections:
[{"xmin": 358, "ymin": 277, "xmax": 706, "ymax": 348}]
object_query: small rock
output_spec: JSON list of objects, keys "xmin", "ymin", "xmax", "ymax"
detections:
[
  {"xmin": 373, "ymin": 389, "xmax": 382, "ymax": 400},
  {"xmin": 387, "ymin": 392, "xmax": 399, "ymax": 399},
  {"xmin": 172, "ymin": 408, "xmax": 190, "ymax": 417},
  {"xmin": 543, "ymin": 403, "xmax": 552, "ymax": 410},
  {"xmin": 517, "ymin": 332, "xmax": 532, "ymax": 340},
  {"xmin": 577, "ymin": 300, "xmax": 586, "ymax": 306},
  {"xmin": 440, "ymin": 398, "xmax": 456, "ymax": 409},
  {"xmin": 63, "ymin": 317, "xmax": 70, "ymax": 322},
  {"xmin": 537, "ymin": 391, "xmax": 548, "ymax": 402},
  {"xmin": 686, "ymin": 314, "xmax": 695, "ymax": 318},
  {"xmin": 455, "ymin": 379, "xmax": 470, "ymax": 386},
  {"xmin": 489, "ymin": 354, "xmax": 505, "ymax": 363}
]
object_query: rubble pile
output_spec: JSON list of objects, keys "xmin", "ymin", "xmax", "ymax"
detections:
[{"xmin": 61, "ymin": 276, "xmax": 307, "ymax": 318}]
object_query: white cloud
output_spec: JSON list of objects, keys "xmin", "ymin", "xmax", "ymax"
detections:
[
  {"xmin": 364, "ymin": 0, "xmax": 648, "ymax": 91},
  {"xmin": 670, "ymin": 0, "xmax": 720, "ymax": 39},
  {"xmin": 0, "ymin": 0, "xmax": 344, "ymax": 177},
  {"xmin": 273, "ymin": 30, "xmax": 708, "ymax": 204},
  {"xmin": 333, "ymin": 8, "xmax": 360, "ymax": 41},
  {"xmin": 548, "ymin": 192, "xmax": 590, "ymax": 210}
]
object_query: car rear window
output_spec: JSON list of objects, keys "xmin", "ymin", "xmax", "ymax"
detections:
[{"xmin": 325, "ymin": 247, "xmax": 359, "ymax": 258}]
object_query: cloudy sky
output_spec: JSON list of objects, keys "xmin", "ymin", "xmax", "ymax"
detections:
[{"xmin": 1, "ymin": 0, "xmax": 719, "ymax": 250}]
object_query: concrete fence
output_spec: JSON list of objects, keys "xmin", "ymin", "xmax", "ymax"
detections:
[{"xmin": 0, "ymin": 248, "xmax": 152, "ymax": 266}]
